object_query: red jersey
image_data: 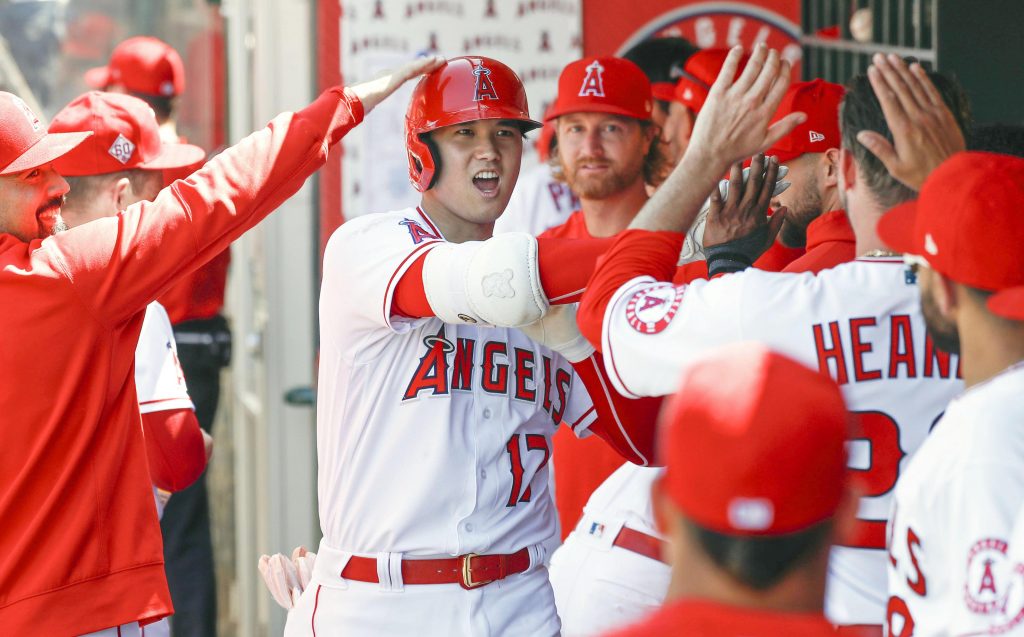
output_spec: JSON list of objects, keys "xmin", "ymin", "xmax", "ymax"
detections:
[
  {"xmin": 782, "ymin": 209, "xmax": 856, "ymax": 274},
  {"xmin": 541, "ymin": 210, "xmax": 661, "ymax": 536},
  {"xmin": 0, "ymin": 87, "xmax": 363, "ymax": 635},
  {"xmin": 754, "ymin": 236, "xmax": 805, "ymax": 271},
  {"xmin": 603, "ymin": 599, "xmax": 836, "ymax": 637}
]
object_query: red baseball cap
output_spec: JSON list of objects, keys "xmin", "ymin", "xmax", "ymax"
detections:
[
  {"xmin": 545, "ymin": 57, "xmax": 652, "ymax": 122},
  {"xmin": 48, "ymin": 92, "xmax": 205, "ymax": 177},
  {"xmin": 764, "ymin": 79, "xmax": 844, "ymax": 164},
  {"xmin": 878, "ymin": 152, "xmax": 1024, "ymax": 321},
  {"xmin": 85, "ymin": 36, "xmax": 185, "ymax": 98},
  {"xmin": 660, "ymin": 343, "xmax": 850, "ymax": 536},
  {"xmin": 672, "ymin": 48, "xmax": 750, "ymax": 114},
  {"xmin": 0, "ymin": 92, "xmax": 91, "ymax": 175}
]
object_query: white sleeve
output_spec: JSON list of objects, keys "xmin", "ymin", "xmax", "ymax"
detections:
[
  {"xmin": 135, "ymin": 303, "xmax": 194, "ymax": 414},
  {"xmin": 601, "ymin": 274, "xmax": 747, "ymax": 398},
  {"xmin": 320, "ymin": 212, "xmax": 442, "ymax": 343},
  {"xmin": 559, "ymin": 359, "xmax": 598, "ymax": 438}
]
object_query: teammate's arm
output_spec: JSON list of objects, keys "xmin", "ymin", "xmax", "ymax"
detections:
[
  {"xmin": 392, "ymin": 236, "xmax": 612, "ymax": 318},
  {"xmin": 51, "ymin": 57, "xmax": 444, "ymax": 326},
  {"xmin": 141, "ymin": 408, "xmax": 207, "ymax": 492}
]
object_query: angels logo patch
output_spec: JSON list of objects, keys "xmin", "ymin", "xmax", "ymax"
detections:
[
  {"xmin": 625, "ymin": 283, "xmax": 684, "ymax": 334},
  {"xmin": 965, "ymin": 538, "xmax": 1009, "ymax": 614},
  {"xmin": 578, "ymin": 60, "xmax": 606, "ymax": 97},
  {"xmin": 473, "ymin": 62, "xmax": 499, "ymax": 101}
]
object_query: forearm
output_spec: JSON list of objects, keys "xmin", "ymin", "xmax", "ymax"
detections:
[
  {"xmin": 393, "ymin": 236, "xmax": 612, "ymax": 318},
  {"xmin": 141, "ymin": 408, "xmax": 207, "ymax": 492},
  {"xmin": 571, "ymin": 353, "xmax": 662, "ymax": 466}
]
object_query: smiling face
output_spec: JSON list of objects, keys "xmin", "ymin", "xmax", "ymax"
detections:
[
  {"xmin": 421, "ymin": 118, "xmax": 524, "ymax": 237},
  {"xmin": 0, "ymin": 162, "xmax": 71, "ymax": 241},
  {"xmin": 555, "ymin": 112, "xmax": 651, "ymax": 200}
]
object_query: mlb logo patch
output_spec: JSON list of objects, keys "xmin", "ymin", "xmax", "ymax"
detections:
[
  {"xmin": 108, "ymin": 134, "xmax": 136, "ymax": 164},
  {"xmin": 588, "ymin": 522, "xmax": 606, "ymax": 538},
  {"xmin": 809, "ymin": 130, "xmax": 826, "ymax": 143}
]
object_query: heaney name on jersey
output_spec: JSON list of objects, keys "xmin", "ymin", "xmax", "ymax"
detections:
[
  {"xmin": 403, "ymin": 325, "xmax": 575, "ymax": 425},
  {"xmin": 812, "ymin": 314, "xmax": 962, "ymax": 385}
]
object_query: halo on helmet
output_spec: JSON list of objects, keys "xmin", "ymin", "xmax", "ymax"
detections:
[{"xmin": 405, "ymin": 56, "xmax": 541, "ymax": 192}]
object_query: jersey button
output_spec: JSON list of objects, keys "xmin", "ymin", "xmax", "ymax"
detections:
[
  {"xmin": 483, "ymin": 408, "xmax": 492, "ymax": 419},
  {"xmin": 465, "ymin": 523, "xmax": 474, "ymax": 532},
  {"xmin": 480, "ymin": 469, "xmax": 487, "ymax": 479}
]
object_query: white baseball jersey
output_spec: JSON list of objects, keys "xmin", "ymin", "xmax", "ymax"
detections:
[
  {"xmin": 600, "ymin": 257, "xmax": 964, "ymax": 626},
  {"xmin": 987, "ymin": 503, "xmax": 1024, "ymax": 636},
  {"xmin": 317, "ymin": 207, "xmax": 597, "ymax": 560},
  {"xmin": 493, "ymin": 163, "xmax": 578, "ymax": 236},
  {"xmin": 135, "ymin": 302, "xmax": 192, "ymax": 416},
  {"xmin": 550, "ymin": 463, "xmax": 668, "ymax": 636},
  {"xmin": 887, "ymin": 362, "xmax": 1024, "ymax": 637}
]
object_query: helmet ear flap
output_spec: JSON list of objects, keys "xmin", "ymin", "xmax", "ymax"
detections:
[
  {"xmin": 422, "ymin": 134, "xmax": 441, "ymax": 191},
  {"xmin": 406, "ymin": 132, "xmax": 442, "ymax": 193}
]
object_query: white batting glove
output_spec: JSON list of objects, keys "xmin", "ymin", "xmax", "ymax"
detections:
[
  {"xmin": 258, "ymin": 546, "xmax": 317, "ymax": 610},
  {"xmin": 518, "ymin": 304, "xmax": 595, "ymax": 363},
  {"xmin": 679, "ymin": 164, "xmax": 790, "ymax": 265}
]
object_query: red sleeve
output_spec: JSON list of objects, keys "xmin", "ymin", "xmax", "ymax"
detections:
[
  {"xmin": 48, "ymin": 87, "xmax": 364, "ymax": 326},
  {"xmin": 570, "ymin": 353, "xmax": 663, "ymax": 466},
  {"xmin": 141, "ymin": 408, "xmax": 207, "ymax": 492},
  {"xmin": 577, "ymin": 229, "xmax": 684, "ymax": 351},
  {"xmin": 393, "ymin": 236, "xmax": 613, "ymax": 319}
]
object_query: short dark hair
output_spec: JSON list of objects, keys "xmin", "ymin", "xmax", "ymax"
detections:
[
  {"xmin": 64, "ymin": 169, "xmax": 155, "ymax": 208},
  {"xmin": 130, "ymin": 91, "xmax": 175, "ymax": 123},
  {"xmin": 840, "ymin": 68, "xmax": 971, "ymax": 210},
  {"xmin": 968, "ymin": 123, "xmax": 1024, "ymax": 158},
  {"xmin": 622, "ymin": 37, "xmax": 699, "ymax": 85},
  {"xmin": 688, "ymin": 517, "xmax": 833, "ymax": 590}
]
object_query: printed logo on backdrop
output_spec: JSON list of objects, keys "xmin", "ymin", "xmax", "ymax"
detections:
[
  {"xmin": 578, "ymin": 60, "xmax": 606, "ymax": 97},
  {"xmin": 405, "ymin": 1, "xmax": 465, "ymax": 18},
  {"xmin": 615, "ymin": 3, "xmax": 802, "ymax": 73},
  {"xmin": 473, "ymin": 62, "xmax": 499, "ymax": 101}
]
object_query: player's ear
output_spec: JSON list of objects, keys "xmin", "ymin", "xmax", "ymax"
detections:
[
  {"xmin": 112, "ymin": 176, "xmax": 133, "ymax": 211},
  {"xmin": 822, "ymin": 148, "xmax": 841, "ymax": 187}
]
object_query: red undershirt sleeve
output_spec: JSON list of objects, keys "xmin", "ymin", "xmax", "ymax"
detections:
[
  {"xmin": 571, "ymin": 352, "xmax": 664, "ymax": 466},
  {"xmin": 392, "ymin": 236, "xmax": 613, "ymax": 319},
  {"xmin": 141, "ymin": 408, "xmax": 207, "ymax": 493},
  {"xmin": 577, "ymin": 229, "xmax": 685, "ymax": 351}
]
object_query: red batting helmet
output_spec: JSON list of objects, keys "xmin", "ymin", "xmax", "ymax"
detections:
[{"xmin": 405, "ymin": 56, "xmax": 541, "ymax": 192}]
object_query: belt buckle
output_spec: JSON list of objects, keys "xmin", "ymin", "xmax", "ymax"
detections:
[{"xmin": 459, "ymin": 553, "xmax": 490, "ymax": 590}]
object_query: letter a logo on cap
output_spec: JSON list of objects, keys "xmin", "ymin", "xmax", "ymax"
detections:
[
  {"xmin": 473, "ymin": 62, "xmax": 499, "ymax": 102},
  {"xmin": 579, "ymin": 60, "xmax": 606, "ymax": 97}
]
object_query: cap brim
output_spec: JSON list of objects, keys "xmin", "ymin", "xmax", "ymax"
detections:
[
  {"xmin": 138, "ymin": 142, "xmax": 207, "ymax": 171},
  {"xmin": 989, "ymin": 287, "xmax": 1024, "ymax": 321},
  {"xmin": 1, "ymin": 131, "xmax": 93, "ymax": 175},
  {"xmin": 651, "ymin": 83, "xmax": 675, "ymax": 102},
  {"xmin": 876, "ymin": 200, "xmax": 921, "ymax": 254},
  {"xmin": 545, "ymin": 103, "xmax": 650, "ymax": 122},
  {"xmin": 84, "ymin": 66, "xmax": 112, "ymax": 89}
]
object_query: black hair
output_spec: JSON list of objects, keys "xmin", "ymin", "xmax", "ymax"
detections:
[
  {"xmin": 688, "ymin": 518, "xmax": 833, "ymax": 590},
  {"xmin": 967, "ymin": 123, "xmax": 1024, "ymax": 158},
  {"xmin": 129, "ymin": 91, "xmax": 175, "ymax": 123},
  {"xmin": 622, "ymin": 36, "xmax": 699, "ymax": 85},
  {"xmin": 840, "ymin": 68, "xmax": 971, "ymax": 210}
]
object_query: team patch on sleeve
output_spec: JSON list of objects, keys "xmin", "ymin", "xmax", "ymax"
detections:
[
  {"xmin": 624, "ymin": 283, "xmax": 685, "ymax": 335},
  {"xmin": 965, "ymin": 538, "xmax": 1010, "ymax": 615},
  {"xmin": 399, "ymin": 218, "xmax": 439, "ymax": 245}
]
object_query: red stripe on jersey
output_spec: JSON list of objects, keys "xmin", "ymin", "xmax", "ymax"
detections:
[
  {"xmin": 382, "ymin": 241, "xmax": 439, "ymax": 328},
  {"xmin": 312, "ymin": 584, "xmax": 322, "ymax": 637},
  {"xmin": 416, "ymin": 207, "xmax": 442, "ymax": 237},
  {"xmin": 568, "ymin": 406, "xmax": 596, "ymax": 432}
]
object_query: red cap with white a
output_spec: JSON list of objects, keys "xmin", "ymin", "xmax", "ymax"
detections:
[
  {"xmin": 878, "ymin": 152, "xmax": 1024, "ymax": 321},
  {"xmin": 764, "ymin": 79, "xmax": 845, "ymax": 164},
  {"xmin": 0, "ymin": 92, "xmax": 91, "ymax": 175},
  {"xmin": 660, "ymin": 343, "xmax": 850, "ymax": 536},
  {"xmin": 545, "ymin": 57, "xmax": 652, "ymax": 122},
  {"xmin": 85, "ymin": 36, "xmax": 185, "ymax": 97},
  {"xmin": 672, "ymin": 48, "xmax": 750, "ymax": 115},
  {"xmin": 48, "ymin": 92, "xmax": 205, "ymax": 177}
]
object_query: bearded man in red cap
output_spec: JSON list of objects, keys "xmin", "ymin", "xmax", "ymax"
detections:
[
  {"xmin": 605, "ymin": 344, "xmax": 854, "ymax": 637},
  {"xmin": 0, "ymin": 56, "xmax": 442, "ymax": 637}
]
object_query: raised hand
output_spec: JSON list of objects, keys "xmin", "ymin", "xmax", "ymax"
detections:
[
  {"xmin": 687, "ymin": 44, "xmax": 806, "ymax": 171},
  {"xmin": 350, "ymin": 55, "xmax": 446, "ymax": 114},
  {"xmin": 856, "ymin": 53, "xmax": 965, "ymax": 190},
  {"xmin": 703, "ymin": 154, "xmax": 786, "ymax": 250}
]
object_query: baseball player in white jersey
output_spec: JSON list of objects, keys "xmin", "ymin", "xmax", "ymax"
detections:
[
  {"xmin": 549, "ymin": 463, "xmax": 668, "ymax": 636},
  {"xmin": 576, "ymin": 48, "xmax": 970, "ymax": 631},
  {"xmin": 284, "ymin": 56, "xmax": 655, "ymax": 637},
  {"xmin": 879, "ymin": 147, "xmax": 1024, "ymax": 635}
]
